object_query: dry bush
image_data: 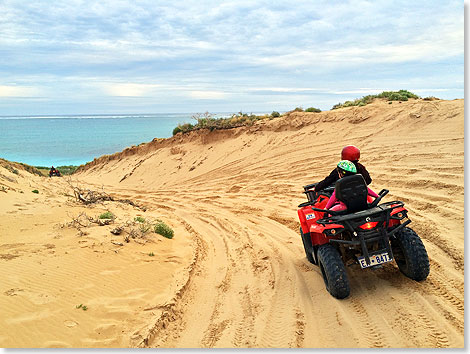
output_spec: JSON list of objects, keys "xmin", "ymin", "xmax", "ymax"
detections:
[
  {"xmin": 66, "ymin": 178, "xmax": 146, "ymax": 211},
  {"xmin": 63, "ymin": 211, "xmax": 115, "ymax": 231},
  {"xmin": 67, "ymin": 180, "xmax": 113, "ymax": 205}
]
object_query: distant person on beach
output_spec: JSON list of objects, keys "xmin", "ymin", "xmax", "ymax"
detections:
[
  {"xmin": 325, "ymin": 160, "xmax": 378, "ymax": 213},
  {"xmin": 49, "ymin": 166, "xmax": 61, "ymax": 177},
  {"xmin": 313, "ymin": 145, "xmax": 371, "ymax": 192}
]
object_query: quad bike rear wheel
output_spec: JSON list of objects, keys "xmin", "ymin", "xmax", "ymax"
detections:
[
  {"xmin": 391, "ymin": 227, "xmax": 430, "ymax": 281},
  {"xmin": 300, "ymin": 227, "xmax": 315, "ymax": 264},
  {"xmin": 317, "ymin": 244, "xmax": 350, "ymax": 299}
]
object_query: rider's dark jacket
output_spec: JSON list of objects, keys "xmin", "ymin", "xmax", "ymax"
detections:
[{"xmin": 315, "ymin": 161, "xmax": 372, "ymax": 191}]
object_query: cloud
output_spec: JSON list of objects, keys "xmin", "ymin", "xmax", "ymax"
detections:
[
  {"xmin": 0, "ymin": 85, "xmax": 40, "ymax": 97},
  {"xmin": 2, "ymin": 1, "xmax": 461, "ymax": 70},
  {"xmin": 100, "ymin": 83, "xmax": 162, "ymax": 97},
  {"xmin": 253, "ymin": 27, "xmax": 462, "ymax": 71},
  {"xmin": 248, "ymin": 87, "xmax": 323, "ymax": 93},
  {"xmin": 0, "ymin": 0, "xmax": 463, "ymax": 114},
  {"xmin": 189, "ymin": 90, "xmax": 227, "ymax": 100}
]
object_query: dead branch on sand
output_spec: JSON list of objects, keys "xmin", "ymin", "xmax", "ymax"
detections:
[
  {"xmin": 63, "ymin": 212, "xmax": 115, "ymax": 234},
  {"xmin": 66, "ymin": 178, "xmax": 146, "ymax": 211},
  {"xmin": 69, "ymin": 183, "xmax": 113, "ymax": 205}
]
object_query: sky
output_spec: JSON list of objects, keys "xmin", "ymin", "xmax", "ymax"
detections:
[{"xmin": 0, "ymin": 0, "xmax": 464, "ymax": 115}]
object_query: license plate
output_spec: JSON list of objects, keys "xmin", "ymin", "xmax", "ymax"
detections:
[{"xmin": 357, "ymin": 252, "xmax": 393, "ymax": 269}]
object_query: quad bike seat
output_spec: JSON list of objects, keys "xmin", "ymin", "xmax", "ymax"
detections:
[
  {"xmin": 299, "ymin": 176, "xmax": 390, "ymax": 219},
  {"xmin": 334, "ymin": 174, "xmax": 368, "ymax": 214}
]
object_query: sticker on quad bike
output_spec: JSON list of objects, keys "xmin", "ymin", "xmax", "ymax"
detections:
[
  {"xmin": 306, "ymin": 213, "xmax": 315, "ymax": 220},
  {"xmin": 357, "ymin": 252, "xmax": 393, "ymax": 269}
]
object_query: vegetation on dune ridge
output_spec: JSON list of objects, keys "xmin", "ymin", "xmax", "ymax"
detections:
[
  {"xmin": 0, "ymin": 158, "xmax": 43, "ymax": 177},
  {"xmin": 55, "ymin": 165, "xmax": 80, "ymax": 175},
  {"xmin": 171, "ymin": 90, "xmax": 429, "ymax": 136},
  {"xmin": 305, "ymin": 107, "xmax": 322, "ymax": 113},
  {"xmin": 172, "ymin": 111, "xmax": 272, "ymax": 136},
  {"xmin": 34, "ymin": 165, "xmax": 80, "ymax": 176},
  {"xmin": 0, "ymin": 158, "xmax": 81, "ymax": 177},
  {"xmin": 61, "ymin": 90, "xmax": 439, "ymax": 172},
  {"xmin": 332, "ymin": 90, "xmax": 422, "ymax": 110},
  {"xmin": 172, "ymin": 107, "xmax": 322, "ymax": 136}
]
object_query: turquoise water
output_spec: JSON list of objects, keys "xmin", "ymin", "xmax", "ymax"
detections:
[{"xmin": 0, "ymin": 113, "xmax": 204, "ymax": 167}]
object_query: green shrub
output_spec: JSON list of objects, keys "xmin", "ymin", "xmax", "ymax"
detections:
[
  {"xmin": 32, "ymin": 189, "xmax": 39, "ymax": 194},
  {"xmin": 154, "ymin": 222, "xmax": 174, "ymax": 239},
  {"xmin": 99, "ymin": 211, "xmax": 115, "ymax": 220},
  {"xmin": 332, "ymin": 90, "xmax": 420, "ymax": 109},
  {"xmin": 172, "ymin": 126, "xmax": 181, "ymax": 135},
  {"xmin": 387, "ymin": 92, "xmax": 408, "ymax": 101},
  {"xmin": 293, "ymin": 107, "xmax": 304, "ymax": 112},
  {"xmin": 56, "ymin": 165, "xmax": 79, "ymax": 175},
  {"xmin": 377, "ymin": 90, "xmax": 417, "ymax": 100},
  {"xmin": 305, "ymin": 107, "xmax": 321, "ymax": 113},
  {"xmin": 271, "ymin": 111, "xmax": 280, "ymax": 118},
  {"xmin": 398, "ymin": 90, "xmax": 419, "ymax": 99},
  {"xmin": 173, "ymin": 123, "xmax": 195, "ymax": 136},
  {"xmin": 134, "ymin": 216, "xmax": 145, "ymax": 223}
]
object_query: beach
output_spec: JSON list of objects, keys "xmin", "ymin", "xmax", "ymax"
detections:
[{"xmin": 0, "ymin": 98, "xmax": 464, "ymax": 348}]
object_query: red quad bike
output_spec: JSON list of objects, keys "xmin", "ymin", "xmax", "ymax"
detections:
[
  {"xmin": 49, "ymin": 169, "xmax": 61, "ymax": 177},
  {"xmin": 298, "ymin": 174, "xmax": 430, "ymax": 299}
]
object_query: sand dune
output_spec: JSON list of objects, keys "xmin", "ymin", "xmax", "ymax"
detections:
[
  {"xmin": 0, "ymin": 98, "xmax": 464, "ymax": 348},
  {"xmin": 0, "ymin": 164, "xmax": 193, "ymax": 347}
]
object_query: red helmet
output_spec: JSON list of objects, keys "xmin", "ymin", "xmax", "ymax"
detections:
[{"xmin": 341, "ymin": 145, "xmax": 360, "ymax": 161}]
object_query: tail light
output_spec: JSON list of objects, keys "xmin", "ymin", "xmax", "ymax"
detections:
[{"xmin": 359, "ymin": 221, "xmax": 378, "ymax": 230}]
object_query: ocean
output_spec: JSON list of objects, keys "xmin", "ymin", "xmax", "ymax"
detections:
[{"xmin": 0, "ymin": 113, "xmax": 216, "ymax": 167}]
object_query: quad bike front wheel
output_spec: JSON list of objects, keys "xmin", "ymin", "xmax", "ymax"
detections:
[
  {"xmin": 317, "ymin": 244, "xmax": 350, "ymax": 299},
  {"xmin": 391, "ymin": 227, "xmax": 430, "ymax": 281}
]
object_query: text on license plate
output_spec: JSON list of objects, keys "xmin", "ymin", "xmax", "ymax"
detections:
[{"xmin": 357, "ymin": 252, "xmax": 392, "ymax": 268}]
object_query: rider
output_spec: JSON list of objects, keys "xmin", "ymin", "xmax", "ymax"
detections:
[
  {"xmin": 325, "ymin": 160, "xmax": 378, "ymax": 212},
  {"xmin": 313, "ymin": 145, "xmax": 371, "ymax": 192}
]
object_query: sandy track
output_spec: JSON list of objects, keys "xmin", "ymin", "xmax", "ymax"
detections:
[
  {"xmin": 103, "ymin": 174, "xmax": 463, "ymax": 348},
  {"xmin": 59, "ymin": 99, "xmax": 467, "ymax": 347}
]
